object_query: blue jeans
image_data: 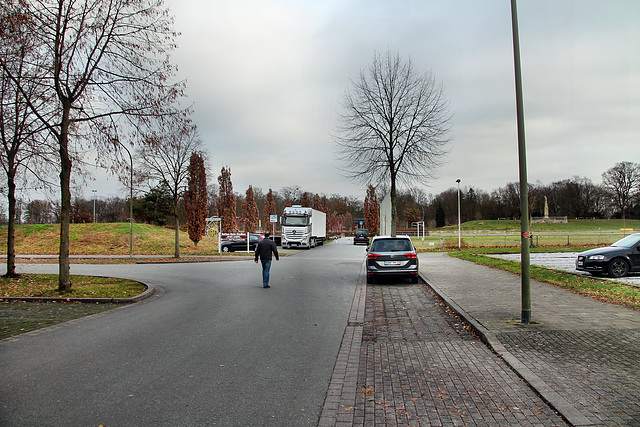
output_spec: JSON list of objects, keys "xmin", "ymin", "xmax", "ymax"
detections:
[{"xmin": 260, "ymin": 260, "xmax": 272, "ymax": 287}]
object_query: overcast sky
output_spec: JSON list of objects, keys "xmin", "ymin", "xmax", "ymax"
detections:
[{"xmin": 87, "ymin": 0, "xmax": 639, "ymax": 201}]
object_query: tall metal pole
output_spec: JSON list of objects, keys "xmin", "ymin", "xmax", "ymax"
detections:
[
  {"xmin": 510, "ymin": 0, "xmax": 531, "ymax": 324},
  {"xmin": 92, "ymin": 189, "xmax": 97, "ymax": 223},
  {"xmin": 456, "ymin": 179, "xmax": 461, "ymax": 250},
  {"xmin": 119, "ymin": 143, "xmax": 134, "ymax": 258}
]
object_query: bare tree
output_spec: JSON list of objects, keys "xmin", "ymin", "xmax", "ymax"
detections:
[
  {"xmin": 335, "ymin": 51, "xmax": 451, "ymax": 235},
  {"xmin": 0, "ymin": 1, "xmax": 56, "ymax": 277},
  {"xmin": 0, "ymin": 0, "xmax": 184, "ymax": 290},
  {"xmin": 602, "ymin": 161, "xmax": 640, "ymax": 221},
  {"xmin": 185, "ymin": 152, "xmax": 207, "ymax": 247},
  {"xmin": 138, "ymin": 120, "xmax": 202, "ymax": 257}
]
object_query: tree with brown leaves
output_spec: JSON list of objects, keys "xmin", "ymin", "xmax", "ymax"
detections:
[
  {"xmin": 242, "ymin": 186, "xmax": 259, "ymax": 233},
  {"xmin": 364, "ymin": 185, "xmax": 379, "ymax": 235},
  {"xmin": 263, "ymin": 189, "xmax": 277, "ymax": 234},
  {"xmin": 300, "ymin": 192, "xmax": 310, "ymax": 207},
  {"xmin": 185, "ymin": 152, "xmax": 208, "ymax": 247},
  {"xmin": 218, "ymin": 166, "xmax": 236, "ymax": 233},
  {"xmin": 282, "ymin": 197, "xmax": 292, "ymax": 215}
]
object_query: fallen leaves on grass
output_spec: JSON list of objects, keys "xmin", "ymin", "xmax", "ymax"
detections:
[{"xmin": 0, "ymin": 274, "xmax": 146, "ymax": 298}]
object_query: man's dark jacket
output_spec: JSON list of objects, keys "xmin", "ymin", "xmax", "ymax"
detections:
[{"xmin": 254, "ymin": 238, "xmax": 279, "ymax": 262}]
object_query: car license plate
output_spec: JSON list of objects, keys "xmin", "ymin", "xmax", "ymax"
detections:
[{"xmin": 384, "ymin": 261, "xmax": 401, "ymax": 266}]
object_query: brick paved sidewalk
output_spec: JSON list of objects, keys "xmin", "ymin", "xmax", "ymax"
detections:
[
  {"xmin": 319, "ymin": 268, "xmax": 567, "ymax": 426},
  {"xmin": 422, "ymin": 252, "xmax": 640, "ymax": 427}
]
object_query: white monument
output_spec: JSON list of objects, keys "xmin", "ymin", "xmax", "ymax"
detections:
[{"xmin": 379, "ymin": 193, "xmax": 392, "ymax": 236}]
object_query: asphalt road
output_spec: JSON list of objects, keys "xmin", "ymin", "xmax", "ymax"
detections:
[{"xmin": 0, "ymin": 239, "xmax": 365, "ymax": 426}]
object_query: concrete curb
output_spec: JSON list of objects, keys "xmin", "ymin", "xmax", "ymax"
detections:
[
  {"xmin": 420, "ymin": 270, "xmax": 592, "ymax": 427},
  {"xmin": 0, "ymin": 282, "xmax": 156, "ymax": 304}
]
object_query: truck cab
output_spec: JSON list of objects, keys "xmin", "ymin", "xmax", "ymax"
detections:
[{"xmin": 281, "ymin": 206, "xmax": 326, "ymax": 249}]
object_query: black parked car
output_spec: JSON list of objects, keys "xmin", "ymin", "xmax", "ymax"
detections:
[
  {"xmin": 353, "ymin": 228, "xmax": 371, "ymax": 245},
  {"xmin": 366, "ymin": 235, "xmax": 419, "ymax": 284},
  {"xmin": 576, "ymin": 233, "xmax": 640, "ymax": 278},
  {"xmin": 221, "ymin": 234, "xmax": 263, "ymax": 252}
]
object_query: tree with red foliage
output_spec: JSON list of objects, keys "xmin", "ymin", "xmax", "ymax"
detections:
[
  {"xmin": 242, "ymin": 185, "xmax": 259, "ymax": 233},
  {"xmin": 300, "ymin": 192, "xmax": 310, "ymax": 207},
  {"xmin": 282, "ymin": 197, "xmax": 292, "ymax": 215},
  {"xmin": 185, "ymin": 152, "xmax": 207, "ymax": 247},
  {"xmin": 364, "ymin": 185, "xmax": 379, "ymax": 235},
  {"xmin": 263, "ymin": 189, "xmax": 277, "ymax": 234},
  {"xmin": 217, "ymin": 166, "xmax": 236, "ymax": 233}
]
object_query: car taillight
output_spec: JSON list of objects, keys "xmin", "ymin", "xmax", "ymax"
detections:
[
  {"xmin": 404, "ymin": 253, "xmax": 417, "ymax": 259},
  {"xmin": 368, "ymin": 253, "xmax": 381, "ymax": 259}
]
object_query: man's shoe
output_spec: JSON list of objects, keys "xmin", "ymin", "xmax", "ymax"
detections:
[{"xmin": 263, "ymin": 285, "xmax": 270, "ymax": 288}]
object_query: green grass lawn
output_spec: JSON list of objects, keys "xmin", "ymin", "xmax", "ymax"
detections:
[
  {"xmin": 449, "ymin": 249, "xmax": 640, "ymax": 310},
  {"xmin": 0, "ymin": 223, "xmax": 221, "ymax": 255},
  {"xmin": 441, "ymin": 218, "xmax": 640, "ymax": 232}
]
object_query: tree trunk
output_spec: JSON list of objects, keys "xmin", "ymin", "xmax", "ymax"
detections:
[
  {"xmin": 5, "ymin": 166, "xmax": 18, "ymax": 278},
  {"xmin": 58, "ymin": 106, "xmax": 72, "ymax": 291},
  {"xmin": 390, "ymin": 173, "xmax": 397, "ymax": 237}
]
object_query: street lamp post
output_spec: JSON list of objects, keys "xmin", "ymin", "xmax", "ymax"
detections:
[
  {"xmin": 119, "ymin": 144, "xmax": 134, "ymax": 258},
  {"xmin": 92, "ymin": 189, "xmax": 97, "ymax": 223},
  {"xmin": 456, "ymin": 179, "xmax": 461, "ymax": 250},
  {"xmin": 511, "ymin": 0, "xmax": 531, "ymax": 324}
]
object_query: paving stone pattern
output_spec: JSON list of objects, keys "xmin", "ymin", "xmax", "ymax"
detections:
[
  {"xmin": 352, "ymin": 283, "xmax": 567, "ymax": 426},
  {"xmin": 498, "ymin": 329, "xmax": 640, "ymax": 426}
]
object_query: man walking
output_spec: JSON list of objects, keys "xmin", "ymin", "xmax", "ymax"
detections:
[{"xmin": 254, "ymin": 232, "xmax": 279, "ymax": 288}]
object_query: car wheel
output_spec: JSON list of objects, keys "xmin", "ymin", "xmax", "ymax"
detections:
[
  {"xmin": 366, "ymin": 275, "xmax": 375, "ymax": 284},
  {"xmin": 608, "ymin": 258, "xmax": 629, "ymax": 278},
  {"xmin": 411, "ymin": 275, "xmax": 419, "ymax": 284},
  {"xmin": 222, "ymin": 246, "xmax": 230, "ymax": 253}
]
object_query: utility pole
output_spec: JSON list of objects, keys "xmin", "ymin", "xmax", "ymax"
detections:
[
  {"xmin": 456, "ymin": 179, "xmax": 461, "ymax": 250},
  {"xmin": 510, "ymin": 0, "xmax": 531, "ymax": 324}
]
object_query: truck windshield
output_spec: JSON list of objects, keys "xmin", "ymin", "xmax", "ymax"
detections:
[{"xmin": 283, "ymin": 215, "xmax": 309, "ymax": 226}]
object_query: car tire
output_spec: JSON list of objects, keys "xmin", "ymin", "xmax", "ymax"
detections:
[
  {"xmin": 608, "ymin": 258, "xmax": 629, "ymax": 278},
  {"xmin": 367, "ymin": 275, "xmax": 375, "ymax": 284},
  {"xmin": 411, "ymin": 275, "xmax": 419, "ymax": 284},
  {"xmin": 222, "ymin": 246, "xmax": 230, "ymax": 253}
]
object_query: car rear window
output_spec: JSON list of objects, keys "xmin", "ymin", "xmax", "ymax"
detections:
[
  {"xmin": 371, "ymin": 238, "xmax": 413, "ymax": 252},
  {"xmin": 355, "ymin": 229, "xmax": 369, "ymax": 236}
]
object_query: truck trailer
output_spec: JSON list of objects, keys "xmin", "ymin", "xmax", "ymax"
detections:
[{"xmin": 281, "ymin": 206, "xmax": 327, "ymax": 249}]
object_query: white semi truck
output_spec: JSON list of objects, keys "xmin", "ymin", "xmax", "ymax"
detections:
[{"xmin": 281, "ymin": 206, "xmax": 326, "ymax": 249}]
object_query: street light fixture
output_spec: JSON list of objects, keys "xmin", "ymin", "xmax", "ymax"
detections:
[{"xmin": 456, "ymin": 179, "xmax": 461, "ymax": 249}]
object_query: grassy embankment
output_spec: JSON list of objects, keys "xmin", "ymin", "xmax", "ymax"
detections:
[
  {"xmin": 0, "ymin": 222, "xmax": 225, "ymax": 299},
  {"xmin": 0, "ymin": 222, "xmax": 221, "ymax": 256}
]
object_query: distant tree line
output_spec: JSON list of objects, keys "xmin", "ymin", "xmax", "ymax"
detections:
[{"xmin": 7, "ymin": 161, "xmax": 638, "ymax": 236}]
